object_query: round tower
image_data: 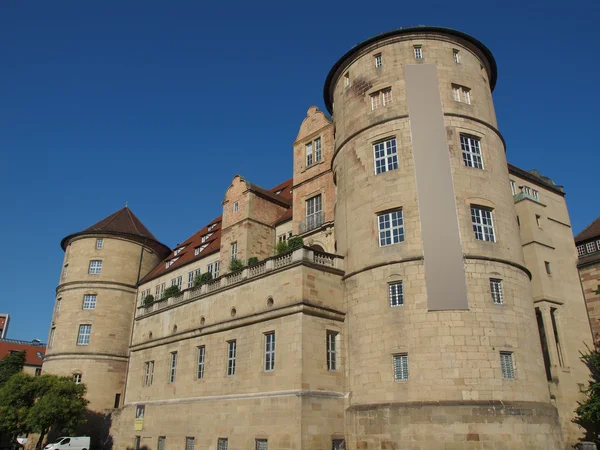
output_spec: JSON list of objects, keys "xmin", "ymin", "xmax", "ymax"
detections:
[
  {"xmin": 325, "ymin": 27, "xmax": 564, "ymax": 448},
  {"xmin": 43, "ymin": 207, "xmax": 170, "ymax": 411}
]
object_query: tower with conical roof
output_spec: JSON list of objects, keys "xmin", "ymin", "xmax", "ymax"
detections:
[{"xmin": 43, "ymin": 207, "xmax": 170, "ymax": 411}]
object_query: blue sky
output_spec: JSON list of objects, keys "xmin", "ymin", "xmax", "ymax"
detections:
[{"xmin": 1, "ymin": 1, "xmax": 598, "ymax": 340}]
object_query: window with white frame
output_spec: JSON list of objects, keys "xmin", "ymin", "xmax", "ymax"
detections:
[
  {"xmin": 344, "ymin": 72, "xmax": 350, "ymax": 87},
  {"xmin": 214, "ymin": 261, "xmax": 220, "ymax": 278},
  {"xmin": 389, "ymin": 282, "xmax": 404, "ymax": 307},
  {"xmin": 83, "ymin": 294, "xmax": 97, "ymax": 310},
  {"xmin": 96, "ymin": 238, "xmax": 103, "ymax": 249},
  {"xmin": 217, "ymin": 438, "xmax": 228, "ymax": 450},
  {"xmin": 256, "ymin": 439, "xmax": 268, "ymax": 450},
  {"xmin": 577, "ymin": 245, "xmax": 586, "ymax": 256},
  {"xmin": 194, "ymin": 268, "xmax": 201, "ymax": 278},
  {"xmin": 460, "ymin": 135, "xmax": 483, "ymax": 169},
  {"xmin": 185, "ymin": 437, "xmax": 195, "ymax": 450},
  {"xmin": 173, "ymin": 276, "xmax": 182, "ymax": 289},
  {"xmin": 378, "ymin": 210, "xmax": 404, "ymax": 246},
  {"xmin": 207, "ymin": 263, "xmax": 213, "ymax": 276},
  {"xmin": 452, "ymin": 84, "xmax": 471, "ymax": 104},
  {"xmin": 169, "ymin": 351, "xmax": 177, "ymax": 383},
  {"xmin": 89, "ymin": 260, "xmax": 102, "ymax": 274},
  {"xmin": 278, "ymin": 231, "xmax": 293, "ymax": 243},
  {"xmin": 77, "ymin": 324, "xmax": 91, "ymax": 345},
  {"xmin": 306, "ymin": 138, "xmax": 322, "ymax": 167},
  {"xmin": 202, "ymin": 232, "xmax": 213, "ymax": 243},
  {"xmin": 332, "ymin": 439, "xmax": 346, "ymax": 450},
  {"xmin": 414, "ymin": 45, "xmax": 422, "ymax": 59},
  {"xmin": 370, "ymin": 88, "xmax": 392, "ymax": 110},
  {"xmin": 265, "ymin": 332, "xmax": 275, "ymax": 371},
  {"xmin": 586, "ymin": 242, "xmax": 597, "ymax": 253},
  {"xmin": 208, "ymin": 223, "xmax": 217, "ymax": 231},
  {"xmin": 306, "ymin": 194, "xmax": 323, "ymax": 230},
  {"xmin": 510, "ymin": 180, "xmax": 516, "ymax": 195},
  {"xmin": 315, "ymin": 137, "xmax": 322, "ymax": 163},
  {"xmin": 233, "ymin": 202, "xmax": 239, "ymax": 213},
  {"xmin": 174, "ymin": 246, "xmax": 184, "ymax": 256},
  {"xmin": 73, "ymin": 373, "xmax": 82, "ymax": 384},
  {"xmin": 393, "ymin": 354, "xmax": 409, "ymax": 381},
  {"xmin": 231, "ymin": 242, "xmax": 238, "ymax": 260},
  {"xmin": 375, "ymin": 53, "xmax": 382, "ymax": 68},
  {"xmin": 197, "ymin": 346, "xmax": 205, "ymax": 380},
  {"xmin": 471, "ymin": 207, "xmax": 495, "ymax": 242},
  {"xmin": 500, "ymin": 352, "xmax": 515, "ymax": 379},
  {"xmin": 49, "ymin": 327, "xmax": 55, "ymax": 347},
  {"xmin": 227, "ymin": 340, "xmax": 236, "ymax": 376},
  {"xmin": 327, "ymin": 331, "xmax": 338, "ymax": 371},
  {"xmin": 453, "ymin": 49, "xmax": 460, "ymax": 63},
  {"xmin": 373, "ymin": 138, "xmax": 398, "ymax": 174},
  {"xmin": 490, "ymin": 279, "xmax": 503, "ymax": 305},
  {"xmin": 143, "ymin": 361, "xmax": 154, "ymax": 386},
  {"xmin": 165, "ymin": 257, "xmax": 179, "ymax": 268},
  {"xmin": 188, "ymin": 271, "xmax": 194, "ymax": 288},
  {"xmin": 306, "ymin": 141, "xmax": 313, "ymax": 166}
]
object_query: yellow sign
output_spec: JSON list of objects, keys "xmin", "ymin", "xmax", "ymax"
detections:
[{"xmin": 134, "ymin": 405, "xmax": 145, "ymax": 430}]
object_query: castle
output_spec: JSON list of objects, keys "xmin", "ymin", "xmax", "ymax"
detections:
[{"xmin": 42, "ymin": 26, "xmax": 594, "ymax": 450}]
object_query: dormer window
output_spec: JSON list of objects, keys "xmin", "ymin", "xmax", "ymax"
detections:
[
  {"xmin": 174, "ymin": 246, "xmax": 185, "ymax": 256},
  {"xmin": 201, "ymin": 233, "xmax": 214, "ymax": 243},
  {"xmin": 194, "ymin": 244, "xmax": 209, "ymax": 256},
  {"xmin": 208, "ymin": 223, "xmax": 217, "ymax": 231},
  {"xmin": 165, "ymin": 257, "xmax": 179, "ymax": 269}
]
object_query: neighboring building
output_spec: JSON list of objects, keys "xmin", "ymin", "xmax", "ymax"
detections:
[
  {"xmin": 576, "ymin": 217, "xmax": 600, "ymax": 345},
  {"xmin": 0, "ymin": 338, "xmax": 46, "ymax": 376},
  {"xmin": 42, "ymin": 26, "xmax": 593, "ymax": 450},
  {"xmin": 0, "ymin": 314, "xmax": 9, "ymax": 338}
]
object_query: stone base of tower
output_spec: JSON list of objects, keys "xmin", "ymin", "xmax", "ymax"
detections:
[{"xmin": 346, "ymin": 401, "xmax": 565, "ymax": 450}]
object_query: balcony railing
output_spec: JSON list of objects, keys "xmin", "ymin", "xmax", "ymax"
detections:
[
  {"xmin": 136, "ymin": 247, "xmax": 344, "ymax": 318},
  {"xmin": 513, "ymin": 192, "xmax": 541, "ymax": 204},
  {"xmin": 299, "ymin": 211, "xmax": 325, "ymax": 234}
]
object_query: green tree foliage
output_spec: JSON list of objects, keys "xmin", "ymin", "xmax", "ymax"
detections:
[
  {"xmin": 574, "ymin": 347, "xmax": 600, "ymax": 444},
  {"xmin": 0, "ymin": 351, "xmax": 26, "ymax": 386},
  {"xmin": 229, "ymin": 258, "xmax": 244, "ymax": 272},
  {"xmin": 287, "ymin": 236, "xmax": 304, "ymax": 251},
  {"xmin": 247, "ymin": 257, "xmax": 259, "ymax": 267},
  {"xmin": 193, "ymin": 272, "xmax": 213, "ymax": 287},
  {"xmin": 143, "ymin": 294, "xmax": 154, "ymax": 306},
  {"xmin": 0, "ymin": 373, "xmax": 36, "ymax": 440},
  {"xmin": 162, "ymin": 285, "xmax": 181, "ymax": 299},
  {"xmin": 276, "ymin": 241, "xmax": 288, "ymax": 255}
]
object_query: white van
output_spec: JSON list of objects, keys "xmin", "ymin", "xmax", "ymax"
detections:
[{"xmin": 44, "ymin": 436, "xmax": 90, "ymax": 450}]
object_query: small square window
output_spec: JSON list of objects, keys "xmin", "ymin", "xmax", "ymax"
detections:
[
  {"xmin": 96, "ymin": 238, "xmax": 103, "ymax": 249},
  {"xmin": 577, "ymin": 245, "xmax": 586, "ymax": 256},
  {"xmin": 393, "ymin": 354, "xmax": 409, "ymax": 381},
  {"xmin": 545, "ymin": 261, "xmax": 552, "ymax": 275},
  {"xmin": 233, "ymin": 202, "xmax": 239, "ymax": 213},
  {"xmin": 83, "ymin": 294, "xmax": 97, "ymax": 310},
  {"xmin": 73, "ymin": 373, "xmax": 82, "ymax": 384},
  {"xmin": 500, "ymin": 352, "xmax": 515, "ymax": 380},
  {"xmin": 89, "ymin": 260, "xmax": 102, "ymax": 274},
  {"xmin": 375, "ymin": 53, "xmax": 382, "ymax": 68},
  {"xmin": 389, "ymin": 282, "xmax": 404, "ymax": 307},
  {"xmin": 217, "ymin": 438, "xmax": 228, "ymax": 450},
  {"xmin": 586, "ymin": 242, "xmax": 597, "ymax": 254},
  {"xmin": 256, "ymin": 439, "xmax": 268, "ymax": 450},
  {"xmin": 490, "ymin": 279, "xmax": 503, "ymax": 305},
  {"xmin": 453, "ymin": 49, "xmax": 460, "ymax": 63},
  {"xmin": 452, "ymin": 84, "xmax": 471, "ymax": 104},
  {"xmin": 414, "ymin": 46, "xmax": 422, "ymax": 59}
]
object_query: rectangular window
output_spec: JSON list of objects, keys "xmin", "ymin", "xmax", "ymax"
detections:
[
  {"xmin": 389, "ymin": 282, "xmax": 404, "ymax": 307},
  {"xmin": 306, "ymin": 141, "xmax": 313, "ymax": 166},
  {"xmin": 188, "ymin": 271, "xmax": 194, "ymax": 288},
  {"xmin": 114, "ymin": 393, "xmax": 121, "ymax": 408},
  {"xmin": 452, "ymin": 84, "xmax": 471, "ymax": 104},
  {"xmin": 551, "ymin": 308, "xmax": 564, "ymax": 367},
  {"xmin": 373, "ymin": 138, "xmax": 398, "ymax": 174},
  {"xmin": 62, "ymin": 264, "xmax": 68, "ymax": 279},
  {"xmin": 83, "ymin": 295, "xmax": 97, "ymax": 310},
  {"xmin": 586, "ymin": 242, "xmax": 597, "ymax": 253},
  {"xmin": 536, "ymin": 215, "xmax": 541, "ymax": 227},
  {"xmin": 510, "ymin": 180, "xmax": 516, "ymax": 195},
  {"xmin": 207, "ymin": 263, "xmax": 213, "ymax": 276},
  {"xmin": 414, "ymin": 46, "xmax": 422, "ymax": 59},
  {"xmin": 344, "ymin": 72, "xmax": 350, "ymax": 87},
  {"xmin": 315, "ymin": 137, "xmax": 322, "ymax": 163},
  {"xmin": 169, "ymin": 351, "xmax": 177, "ymax": 383},
  {"xmin": 217, "ymin": 438, "xmax": 228, "ymax": 450},
  {"xmin": 49, "ymin": 327, "xmax": 55, "ymax": 347},
  {"xmin": 73, "ymin": 373, "xmax": 82, "ymax": 384},
  {"xmin": 143, "ymin": 361, "xmax": 154, "ymax": 386},
  {"xmin": 256, "ymin": 439, "xmax": 268, "ymax": 450},
  {"xmin": 460, "ymin": 135, "xmax": 483, "ymax": 169},
  {"xmin": 77, "ymin": 324, "xmax": 91, "ymax": 345},
  {"xmin": 536, "ymin": 308, "xmax": 552, "ymax": 381},
  {"xmin": 471, "ymin": 207, "xmax": 495, "ymax": 242},
  {"xmin": 186, "ymin": 437, "xmax": 195, "ymax": 450},
  {"xmin": 453, "ymin": 49, "xmax": 460, "ymax": 63},
  {"xmin": 265, "ymin": 332, "xmax": 275, "ymax": 371},
  {"xmin": 577, "ymin": 245, "xmax": 586, "ymax": 256},
  {"xmin": 89, "ymin": 260, "xmax": 103, "ymax": 274},
  {"xmin": 370, "ymin": 88, "xmax": 392, "ymax": 110},
  {"xmin": 378, "ymin": 210, "xmax": 404, "ymax": 246},
  {"xmin": 375, "ymin": 53, "xmax": 382, "ymax": 68},
  {"xmin": 197, "ymin": 346, "xmax": 205, "ymax": 380},
  {"xmin": 35, "ymin": 367, "xmax": 42, "ymax": 376},
  {"xmin": 332, "ymin": 440, "xmax": 346, "ymax": 450},
  {"xmin": 157, "ymin": 437, "xmax": 166, "ymax": 450},
  {"xmin": 96, "ymin": 238, "xmax": 103, "ymax": 249},
  {"xmin": 532, "ymin": 189, "xmax": 539, "ymax": 200},
  {"xmin": 370, "ymin": 91, "xmax": 381, "ymax": 110},
  {"xmin": 500, "ymin": 352, "xmax": 515, "ymax": 380},
  {"xmin": 327, "ymin": 331, "xmax": 338, "ymax": 371},
  {"xmin": 490, "ymin": 279, "xmax": 503, "ymax": 305},
  {"xmin": 56, "ymin": 298, "xmax": 61, "ymax": 313},
  {"xmin": 545, "ymin": 261, "xmax": 552, "ymax": 275},
  {"xmin": 231, "ymin": 242, "xmax": 238, "ymax": 260},
  {"xmin": 214, "ymin": 261, "xmax": 220, "ymax": 278},
  {"xmin": 175, "ymin": 276, "xmax": 182, "ymax": 289},
  {"xmin": 233, "ymin": 201, "xmax": 239, "ymax": 213},
  {"xmin": 135, "ymin": 436, "xmax": 141, "ymax": 450},
  {"xmin": 382, "ymin": 88, "xmax": 392, "ymax": 105},
  {"xmin": 393, "ymin": 354, "xmax": 409, "ymax": 381},
  {"xmin": 227, "ymin": 340, "xmax": 237, "ymax": 376},
  {"xmin": 305, "ymin": 194, "xmax": 323, "ymax": 230}
]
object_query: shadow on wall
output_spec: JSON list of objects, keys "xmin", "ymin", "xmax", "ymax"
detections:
[
  {"xmin": 46, "ymin": 410, "xmax": 113, "ymax": 450},
  {"xmin": 125, "ymin": 447, "xmax": 149, "ymax": 450}
]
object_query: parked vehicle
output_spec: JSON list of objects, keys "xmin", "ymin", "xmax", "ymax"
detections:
[{"xmin": 44, "ymin": 437, "xmax": 89, "ymax": 450}]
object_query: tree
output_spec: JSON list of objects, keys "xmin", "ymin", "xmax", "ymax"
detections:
[
  {"xmin": 276, "ymin": 241, "xmax": 288, "ymax": 255},
  {"xmin": 574, "ymin": 347, "xmax": 600, "ymax": 444},
  {"xmin": 0, "ymin": 351, "xmax": 26, "ymax": 386},
  {"xmin": 0, "ymin": 373, "xmax": 36, "ymax": 443}
]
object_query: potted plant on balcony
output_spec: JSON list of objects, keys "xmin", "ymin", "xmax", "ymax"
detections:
[
  {"xmin": 287, "ymin": 236, "xmax": 304, "ymax": 251},
  {"xmin": 143, "ymin": 294, "xmax": 154, "ymax": 307},
  {"xmin": 276, "ymin": 241, "xmax": 289, "ymax": 255},
  {"xmin": 229, "ymin": 258, "xmax": 244, "ymax": 272},
  {"xmin": 247, "ymin": 257, "xmax": 259, "ymax": 267},
  {"xmin": 162, "ymin": 285, "xmax": 180, "ymax": 299},
  {"xmin": 193, "ymin": 272, "xmax": 213, "ymax": 287}
]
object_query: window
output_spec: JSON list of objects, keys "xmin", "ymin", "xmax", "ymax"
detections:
[
  {"xmin": 77, "ymin": 325, "xmax": 91, "ymax": 345},
  {"xmin": 143, "ymin": 361, "xmax": 154, "ymax": 386},
  {"xmin": 452, "ymin": 84, "xmax": 471, "ymax": 104},
  {"xmin": 414, "ymin": 46, "xmax": 422, "ymax": 59},
  {"xmin": 265, "ymin": 332, "xmax": 275, "ymax": 371},
  {"xmin": 373, "ymin": 138, "xmax": 398, "ymax": 174},
  {"xmin": 532, "ymin": 189, "xmax": 539, "ymax": 200},
  {"xmin": 327, "ymin": 331, "xmax": 338, "ymax": 371},
  {"xmin": 510, "ymin": 180, "xmax": 516, "ymax": 195},
  {"xmin": 256, "ymin": 439, "xmax": 268, "ymax": 450},
  {"xmin": 172, "ymin": 276, "xmax": 182, "ymax": 289},
  {"xmin": 551, "ymin": 308, "xmax": 564, "ymax": 367},
  {"xmin": 186, "ymin": 437, "xmax": 195, "ymax": 450},
  {"xmin": 586, "ymin": 242, "xmax": 597, "ymax": 254},
  {"xmin": 536, "ymin": 308, "xmax": 552, "ymax": 381},
  {"xmin": 344, "ymin": 72, "xmax": 349, "ymax": 87},
  {"xmin": 157, "ymin": 437, "xmax": 166, "ymax": 450},
  {"xmin": 500, "ymin": 352, "xmax": 515, "ymax": 380},
  {"xmin": 536, "ymin": 215, "xmax": 541, "ymax": 227},
  {"xmin": 577, "ymin": 245, "xmax": 586, "ymax": 256},
  {"xmin": 453, "ymin": 49, "xmax": 460, "ymax": 63},
  {"xmin": 231, "ymin": 242, "xmax": 238, "ymax": 260},
  {"xmin": 135, "ymin": 436, "xmax": 141, "ymax": 450},
  {"xmin": 389, "ymin": 282, "xmax": 404, "ymax": 307},
  {"xmin": 217, "ymin": 438, "xmax": 228, "ymax": 450},
  {"xmin": 62, "ymin": 264, "xmax": 68, "ymax": 279},
  {"xmin": 73, "ymin": 373, "xmax": 82, "ymax": 384},
  {"xmin": 378, "ymin": 210, "xmax": 404, "ymax": 246},
  {"xmin": 208, "ymin": 223, "xmax": 217, "ymax": 231},
  {"xmin": 227, "ymin": 340, "xmax": 237, "ymax": 376},
  {"xmin": 174, "ymin": 246, "xmax": 184, "ymax": 256},
  {"xmin": 89, "ymin": 260, "xmax": 102, "ymax": 274},
  {"xmin": 332, "ymin": 440, "xmax": 346, "ymax": 450},
  {"xmin": 306, "ymin": 141, "xmax": 313, "ymax": 166},
  {"xmin": 306, "ymin": 195, "xmax": 323, "ymax": 230},
  {"xmin": 197, "ymin": 346, "xmax": 205, "ymax": 380},
  {"xmin": 96, "ymin": 238, "xmax": 103, "ymax": 249},
  {"xmin": 460, "ymin": 135, "xmax": 483, "ymax": 169},
  {"xmin": 56, "ymin": 298, "xmax": 61, "ymax": 313},
  {"xmin": 545, "ymin": 261, "xmax": 552, "ymax": 275},
  {"xmin": 207, "ymin": 263, "xmax": 213, "ymax": 276},
  {"xmin": 83, "ymin": 295, "xmax": 97, "ymax": 310},
  {"xmin": 490, "ymin": 279, "xmax": 503, "ymax": 305},
  {"xmin": 315, "ymin": 137, "xmax": 322, "ymax": 163},
  {"xmin": 375, "ymin": 53, "xmax": 382, "ymax": 68},
  {"xmin": 233, "ymin": 201, "xmax": 239, "ymax": 213},
  {"xmin": 214, "ymin": 261, "xmax": 220, "ymax": 278},
  {"xmin": 35, "ymin": 368, "xmax": 42, "ymax": 376},
  {"xmin": 393, "ymin": 354, "xmax": 409, "ymax": 381},
  {"xmin": 201, "ymin": 232, "xmax": 213, "ymax": 243},
  {"xmin": 49, "ymin": 327, "xmax": 55, "ymax": 347},
  {"xmin": 169, "ymin": 352, "xmax": 178, "ymax": 383},
  {"xmin": 278, "ymin": 231, "xmax": 293, "ymax": 243},
  {"xmin": 114, "ymin": 393, "xmax": 121, "ymax": 408},
  {"xmin": 471, "ymin": 207, "xmax": 495, "ymax": 242},
  {"xmin": 370, "ymin": 88, "xmax": 392, "ymax": 110},
  {"xmin": 188, "ymin": 271, "xmax": 194, "ymax": 288}
]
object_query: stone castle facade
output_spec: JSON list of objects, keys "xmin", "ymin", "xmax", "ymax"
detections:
[{"xmin": 42, "ymin": 27, "xmax": 594, "ymax": 449}]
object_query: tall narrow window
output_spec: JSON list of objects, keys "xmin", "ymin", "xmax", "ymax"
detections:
[
  {"xmin": 373, "ymin": 138, "xmax": 398, "ymax": 174},
  {"xmin": 536, "ymin": 308, "xmax": 552, "ymax": 381},
  {"xmin": 62, "ymin": 264, "xmax": 68, "ymax": 280},
  {"xmin": 332, "ymin": 440, "xmax": 346, "ymax": 450},
  {"xmin": 89, "ymin": 260, "xmax": 103, "ymax": 274},
  {"xmin": 471, "ymin": 207, "xmax": 495, "ymax": 242},
  {"xmin": 314, "ymin": 137, "xmax": 322, "ymax": 163},
  {"xmin": 305, "ymin": 194, "xmax": 323, "ymax": 230},
  {"xmin": 144, "ymin": 361, "xmax": 154, "ymax": 386},
  {"xmin": 453, "ymin": 49, "xmax": 460, "ymax": 63},
  {"xmin": 231, "ymin": 242, "xmax": 238, "ymax": 260},
  {"xmin": 545, "ymin": 261, "xmax": 552, "ymax": 275},
  {"xmin": 344, "ymin": 72, "xmax": 349, "ymax": 87},
  {"xmin": 83, "ymin": 295, "xmax": 97, "ymax": 310},
  {"xmin": 414, "ymin": 46, "xmax": 422, "ymax": 59},
  {"xmin": 73, "ymin": 373, "xmax": 82, "ymax": 384},
  {"xmin": 256, "ymin": 439, "xmax": 268, "ymax": 450},
  {"xmin": 214, "ymin": 261, "xmax": 220, "ymax": 278},
  {"xmin": 77, "ymin": 324, "xmax": 91, "ymax": 345},
  {"xmin": 306, "ymin": 141, "xmax": 313, "ymax": 166},
  {"xmin": 157, "ymin": 437, "xmax": 166, "ymax": 450},
  {"xmin": 197, "ymin": 346, "xmax": 205, "ymax": 380},
  {"xmin": 217, "ymin": 438, "xmax": 228, "ymax": 450},
  {"xmin": 227, "ymin": 340, "xmax": 237, "ymax": 376},
  {"xmin": 265, "ymin": 332, "xmax": 275, "ymax": 371},
  {"xmin": 536, "ymin": 215, "xmax": 541, "ymax": 227},
  {"xmin": 510, "ymin": 180, "xmax": 516, "ymax": 195},
  {"xmin": 378, "ymin": 210, "xmax": 404, "ymax": 246},
  {"xmin": 327, "ymin": 331, "xmax": 338, "ymax": 371},
  {"xmin": 135, "ymin": 437, "xmax": 141, "ymax": 450},
  {"xmin": 532, "ymin": 189, "xmax": 539, "ymax": 200},
  {"xmin": 188, "ymin": 271, "xmax": 194, "ymax": 288},
  {"xmin": 169, "ymin": 352, "xmax": 177, "ymax": 383},
  {"xmin": 370, "ymin": 91, "xmax": 381, "ymax": 110},
  {"xmin": 114, "ymin": 393, "xmax": 121, "ymax": 408},
  {"xmin": 389, "ymin": 282, "xmax": 404, "ymax": 307},
  {"xmin": 49, "ymin": 327, "xmax": 55, "ymax": 347},
  {"xmin": 551, "ymin": 308, "xmax": 564, "ymax": 367},
  {"xmin": 96, "ymin": 238, "xmax": 103, "ymax": 249},
  {"xmin": 460, "ymin": 135, "xmax": 483, "ymax": 169},
  {"xmin": 186, "ymin": 437, "xmax": 195, "ymax": 450},
  {"xmin": 500, "ymin": 352, "xmax": 515, "ymax": 379},
  {"xmin": 233, "ymin": 201, "xmax": 239, "ymax": 213},
  {"xmin": 393, "ymin": 354, "xmax": 409, "ymax": 381},
  {"xmin": 56, "ymin": 298, "xmax": 62, "ymax": 313},
  {"xmin": 490, "ymin": 279, "xmax": 503, "ymax": 305},
  {"xmin": 374, "ymin": 53, "xmax": 382, "ymax": 68}
]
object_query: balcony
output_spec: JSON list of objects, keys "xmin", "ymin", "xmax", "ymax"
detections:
[
  {"xmin": 513, "ymin": 192, "xmax": 541, "ymax": 204},
  {"xmin": 299, "ymin": 211, "xmax": 325, "ymax": 234},
  {"xmin": 136, "ymin": 247, "xmax": 344, "ymax": 318}
]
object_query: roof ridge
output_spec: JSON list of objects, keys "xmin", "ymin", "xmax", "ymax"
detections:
[
  {"xmin": 125, "ymin": 207, "xmax": 143, "ymax": 236},
  {"xmin": 100, "ymin": 208, "xmax": 124, "ymax": 231}
]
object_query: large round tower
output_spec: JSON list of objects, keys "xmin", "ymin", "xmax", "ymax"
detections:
[
  {"xmin": 43, "ymin": 207, "xmax": 170, "ymax": 411},
  {"xmin": 325, "ymin": 27, "xmax": 564, "ymax": 448}
]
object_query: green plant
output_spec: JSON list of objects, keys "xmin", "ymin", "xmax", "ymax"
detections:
[
  {"xmin": 143, "ymin": 294, "xmax": 154, "ymax": 306},
  {"xmin": 276, "ymin": 241, "xmax": 289, "ymax": 255},
  {"xmin": 247, "ymin": 257, "xmax": 259, "ymax": 266},
  {"xmin": 163, "ymin": 285, "xmax": 181, "ymax": 299},
  {"xmin": 193, "ymin": 272, "xmax": 213, "ymax": 287},
  {"xmin": 287, "ymin": 236, "xmax": 304, "ymax": 251},
  {"xmin": 574, "ymin": 346, "xmax": 600, "ymax": 444},
  {"xmin": 229, "ymin": 258, "xmax": 244, "ymax": 272}
]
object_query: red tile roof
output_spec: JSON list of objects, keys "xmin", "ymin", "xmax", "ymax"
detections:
[
  {"xmin": 575, "ymin": 216, "xmax": 600, "ymax": 244},
  {"xmin": 0, "ymin": 339, "xmax": 46, "ymax": 367}
]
